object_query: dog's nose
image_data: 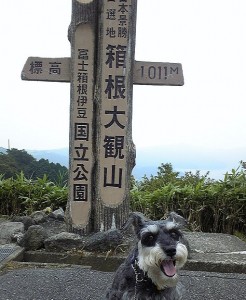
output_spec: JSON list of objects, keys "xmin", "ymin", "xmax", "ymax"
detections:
[{"xmin": 165, "ymin": 247, "xmax": 176, "ymax": 258}]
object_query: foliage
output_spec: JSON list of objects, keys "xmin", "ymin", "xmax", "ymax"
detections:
[
  {"xmin": 0, "ymin": 172, "xmax": 68, "ymax": 216},
  {"xmin": 130, "ymin": 162, "xmax": 246, "ymax": 235},
  {"xmin": 0, "ymin": 148, "xmax": 68, "ymax": 183},
  {"xmin": 0, "ymin": 157, "xmax": 245, "ymax": 236},
  {"xmin": 138, "ymin": 163, "xmax": 180, "ymax": 192}
]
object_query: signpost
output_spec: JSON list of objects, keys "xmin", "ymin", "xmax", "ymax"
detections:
[{"xmin": 22, "ymin": 0, "xmax": 184, "ymax": 234}]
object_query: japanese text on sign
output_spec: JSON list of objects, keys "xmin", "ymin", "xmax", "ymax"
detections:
[{"xmin": 99, "ymin": 0, "xmax": 133, "ymax": 205}]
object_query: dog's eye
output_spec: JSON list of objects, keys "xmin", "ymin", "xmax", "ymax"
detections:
[
  {"xmin": 170, "ymin": 230, "xmax": 180, "ymax": 240},
  {"xmin": 141, "ymin": 233, "xmax": 156, "ymax": 246},
  {"xmin": 145, "ymin": 234, "xmax": 154, "ymax": 242}
]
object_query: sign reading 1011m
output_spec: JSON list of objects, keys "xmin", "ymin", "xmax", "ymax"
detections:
[{"xmin": 134, "ymin": 61, "xmax": 183, "ymax": 86}]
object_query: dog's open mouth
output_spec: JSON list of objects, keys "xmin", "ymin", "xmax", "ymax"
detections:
[{"xmin": 160, "ymin": 259, "xmax": 176, "ymax": 277}]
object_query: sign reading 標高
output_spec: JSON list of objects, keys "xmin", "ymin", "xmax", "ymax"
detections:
[
  {"xmin": 22, "ymin": 0, "xmax": 184, "ymax": 234},
  {"xmin": 22, "ymin": 57, "xmax": 70, "ymax": 82}
]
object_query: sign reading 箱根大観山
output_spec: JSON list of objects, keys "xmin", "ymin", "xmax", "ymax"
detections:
[{"xmin": 98, "ymin": 0, "xmax": 132, "ymax": 207}]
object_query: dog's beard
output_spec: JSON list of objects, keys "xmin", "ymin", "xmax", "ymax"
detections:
[{"xmin": 137, "ymin": 242, "xmax": 188, "ymax": 290}]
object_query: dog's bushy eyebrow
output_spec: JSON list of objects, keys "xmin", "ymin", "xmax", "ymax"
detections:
[
  {"xmin": 163, "ymin": 221, "xmax": 179, "ymax": 231},
  {"xmin": 121, "ymin": 212, "xmax": 150, "ymax": 234},
  {"xmin": 165, "ymin": 212, "xmax": 188, "ymax": 229},
  {"xmin": 121, "ymin": 211, "xmax": 187, "ymax": 239},
  {"xmin": 141, "ymin": 224, "xmax": 159, "ymax": 235}
]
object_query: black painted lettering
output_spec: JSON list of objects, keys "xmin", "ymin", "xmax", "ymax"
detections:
[
  {"xmin": 140, "ymin": 65, "xmax": 144, "ymax": 78},
  {"xmin": 148, "ymin": 66, "xmax": 156, "ymax": 79},
  {"xmin": 158, "ymin": 66, "xmax": 161, "ymax": 79},
  {"xmin": 164, "ymin": 66, "xmax": 168, "ymax": 79},
  {"xmin": 170, "ymin": 67, "xmax": 179, "ymax": 75}
]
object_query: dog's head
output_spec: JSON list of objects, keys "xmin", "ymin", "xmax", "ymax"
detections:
[{"xmin": 124, "ymin": 212, "xmax": 188, "ymax": 290}]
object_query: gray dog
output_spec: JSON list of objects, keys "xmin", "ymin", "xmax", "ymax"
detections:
[{"xmin": 105, "ymin": 212, "xmax": 188, "ymax": 300}]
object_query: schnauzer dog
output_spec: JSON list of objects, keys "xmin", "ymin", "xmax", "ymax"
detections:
[{"xmin": 105, "ymin": 212, "xmax": 188, "ymax": 300}]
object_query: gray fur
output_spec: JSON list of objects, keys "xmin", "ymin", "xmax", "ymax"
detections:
[{"xmin": 105, "ymin": 212, "xmax": 188, "ymax": 300}]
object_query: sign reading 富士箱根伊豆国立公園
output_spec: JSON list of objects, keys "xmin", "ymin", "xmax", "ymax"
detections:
[{"xmin": 21, "ymin": 0, "xmax": 184, "ymax": 234}]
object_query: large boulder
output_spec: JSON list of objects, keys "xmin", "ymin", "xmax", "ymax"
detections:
[
  {"xmin": 84, "ymin": 229, "xmax": 123, "ymax": 252},
  {"xmin": 18, "ymin": 225, "xmax": 48, "ymax": 250},
  {"xmin": 44, "ymin": 232, "xmax": 84, "ymax": 252},
  {"xmin": 40, "ymin": 218, "xmax": 67, "ymax": 237},
  {"xmin": 49, "ymin": 208, "xmax": 65, "ymax": 221},
  {"xmin": 30, "ymin": 211, "xmax": 47, "ymax": 224},
  {"xmin": 12, "ymin": 216, "xmax": 35, "ymax": 231},
  {"xmin": 0, "ymin": 222, "xmax": 24, "ymax": 244}
]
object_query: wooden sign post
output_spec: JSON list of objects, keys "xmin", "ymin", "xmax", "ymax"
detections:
[
  {"xmin": 93, "ymin": 0, "xmax": 137, "ymax": 232},
  {"xmin": 22, "ymin": 0, "xmax": 184, "ymax": 234},
  {"xmin": 67, "ymin": 0, "xmax": 97, "ymax": 233}
]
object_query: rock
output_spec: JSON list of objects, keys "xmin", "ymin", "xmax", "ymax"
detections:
[
  {"xmin": 0, "ymin": 222, "xmax": 24, "ymax": 244},
  {"xmin": 12, "ymin": 232, "xmax": 24, "ymax": 244},
  {"xmin": 49, "ymin": 208, "xmax": 65, "ymax": 221},
  {"xmin": 44, "ymin": 232, "xmax": 84, "ymax": 252},
  {"xmin": 31, "ymin": 211, "xmax": 47, "ymax": 224},
  {"xmin": 12, "ymin": 216, "xmax": 35, "ymax": 231},
  {"xmin": 84, "ymin": 229, "xmax": 123, "ymax": 252},
  {"xmin": 18, "ymin": 225, "xmax": 48, "ymax": 250},
  {"xmin": 40, "ymin": 219, "xmax": 67, "ymax": 237}
]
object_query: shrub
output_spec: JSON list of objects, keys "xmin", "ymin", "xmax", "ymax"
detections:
[
  {"xmin": 130, "ymin": 163, "xmax": 246, "ymax": 235},
  {"xmin": 0, "ymin": 172, "xmax": 68, "ymax": 216}
]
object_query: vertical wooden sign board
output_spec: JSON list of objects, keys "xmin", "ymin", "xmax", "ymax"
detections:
[
  {"xmin": 66, "ymin": 0, "xmax": 97, "ymax": 233},
  {"xmin": 94, "ymin": 0, "xmax": 137, "ymax": 231}
]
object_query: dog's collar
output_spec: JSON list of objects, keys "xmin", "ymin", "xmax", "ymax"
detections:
[
  {"xmin": 131, "ymin": 256, "xmax": 168, "ymax": 292},
  {"xmin": 131, "ymin": 258, "xmax": 149, "ymax": 300},
  {"xmin": 131, "ymin": 259, "xmax": 148, "ymax": 283}
]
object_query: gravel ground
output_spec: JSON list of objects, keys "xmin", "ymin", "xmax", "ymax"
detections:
[{"xmin": 0, "ymin": 264, "xmax": 245, "ymax": 300}]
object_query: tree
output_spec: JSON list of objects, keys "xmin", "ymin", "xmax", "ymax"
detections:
[
  {"xmin": 0, "ymin": 149, "xmax": 68, "ymax": 183},
  {"xmin": 139, "ymin": 163, "xmax": 180, "ymax": 192}
]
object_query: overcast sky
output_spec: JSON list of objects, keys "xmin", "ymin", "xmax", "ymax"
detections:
[{"xmin": 1, "ymin": 0, "xmax": 246, "ymax": 178}]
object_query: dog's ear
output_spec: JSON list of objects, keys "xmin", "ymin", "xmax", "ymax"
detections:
[
  {"xmin": 166, "ymin": 212, "xmax": 188, "ymax": 228},
  {"xmin": 122, "ymin": 212, "xmax": 149, "ymax": 235}
]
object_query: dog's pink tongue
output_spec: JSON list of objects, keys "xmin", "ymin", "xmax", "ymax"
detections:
[{"xmin": 162, "ymin": 260, "xmax": 176, "ymax": 277}]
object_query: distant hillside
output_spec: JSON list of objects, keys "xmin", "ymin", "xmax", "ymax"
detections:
[
  {"xmin": 29, "ymin": 148, "xmax": 69, "ymax": 167},
  {"xmin": 26, "ymin": 145, "xmax": 236, "ymax": 180},
  {"xmin": 0, "ymin": 148, "xmax": 67, "ymax": 182},
  {"xmin": 1, "ymin": 144, "xmax": 245, "ymax": 180},
  {"xmin": 134, "ymin": 145, "xmax": 244, "ymax": 180},
  {"xmin": 0, "ymin": 147, "xmax": 68, "ymax": 167}
]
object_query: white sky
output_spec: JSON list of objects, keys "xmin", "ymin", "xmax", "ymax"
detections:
[{"xmin": 1, "ymin": 0, "xmax": 246, "ymax": 176}]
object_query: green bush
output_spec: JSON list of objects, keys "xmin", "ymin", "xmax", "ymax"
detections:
[
  {"xmin": 0, "ymin": 172, "xmax": 68, "ymax": 215},
  {"xmin": 130, "ymin": 163, "xmax": 246, "ymax": 235},
  {"xmin": 0, "ymin": 162, "xmax": 245, "ymax": 236}
]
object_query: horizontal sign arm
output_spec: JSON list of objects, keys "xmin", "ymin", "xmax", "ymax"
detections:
[
  {"xmin": 21, "ymin": 57, "xmax": 71, "ymax": 82},
  {"xmin": 21, "ymin": 57, "xmax": 184, "ymax": 86},
  {"xmin": 134, "ymin": 61, "xmax": 184, "ymax": 86}
]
